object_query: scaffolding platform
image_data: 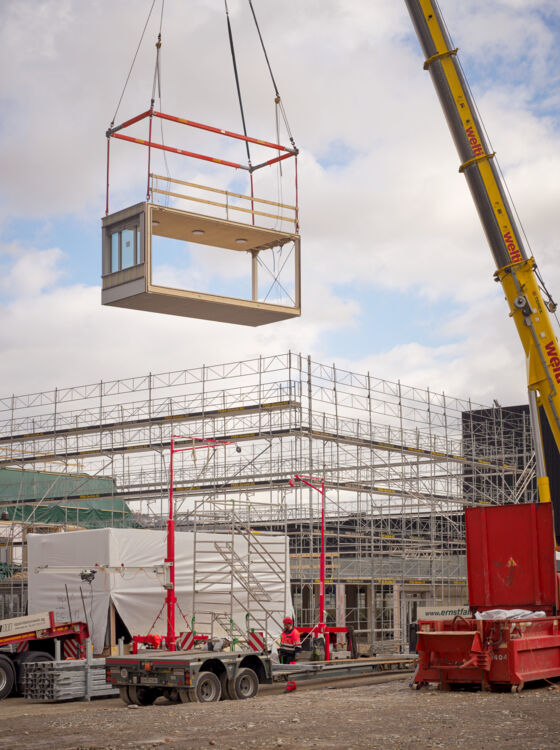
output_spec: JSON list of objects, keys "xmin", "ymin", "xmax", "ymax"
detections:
[{"xmin": 0, "ymin": 353, "xmax": 535, "ymax": 648}]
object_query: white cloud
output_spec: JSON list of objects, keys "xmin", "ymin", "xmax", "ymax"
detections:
[
  {"xmin": 0, "ymin": 245, "xmax": 359, "ymax": 394},
  {"xmin": 0, "ymin": 243, "xmax": 65, "ymax": 297}
]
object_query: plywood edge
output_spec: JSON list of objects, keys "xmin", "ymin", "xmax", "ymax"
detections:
[
  {"xmin": 147, "ymin": 282, "xmax": 299, "ymax": 314},
  {"xmin": 105, "ymin": 290, "xmax": 300, "ymax": 326},
  {"xmin": 102, "ymin": 202, "xmax": 147, "ymax": 227}
]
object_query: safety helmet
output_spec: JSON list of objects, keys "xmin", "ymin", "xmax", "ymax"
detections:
[{"xmin": 283, "ymin": 616, "xmax": 293, "ymax": 625}]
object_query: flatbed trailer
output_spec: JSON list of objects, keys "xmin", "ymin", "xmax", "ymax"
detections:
[
  {"xmin": 0, "ymin": 611, "xmax": 89, "ymax": 699},
  {"xmin": 106, "ymin": 649, "xmax": 416, "ymax": 705},
  {"xmin": 106, "ymin": 649, "xmax": 273, "ymax": 705}
]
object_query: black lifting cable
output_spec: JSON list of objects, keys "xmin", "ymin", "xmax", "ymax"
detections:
[
  {"xmin": 247, "ymin": 0, "xmax": 296, "ymax": 151},
  {"xmin": 224, "ymin": 0, "xmax": 252, "ymax": 169}
]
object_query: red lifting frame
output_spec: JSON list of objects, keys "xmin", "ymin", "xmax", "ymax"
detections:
[{"xmin": 105, "ymin": 108, "xmax": 299, "ymax": 219}]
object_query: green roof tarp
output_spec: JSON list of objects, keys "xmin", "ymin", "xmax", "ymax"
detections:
[
  {"xmin": 0, "ymin": 467, "xmax": 115, "ymax": 502},
  {"xmin": 0, "ymin": 469, "xmax": 139, "ymax": 528}
]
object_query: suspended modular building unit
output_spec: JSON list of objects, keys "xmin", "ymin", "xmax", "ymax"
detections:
[
  {"xmin": 102, "ymin": 200, "xmax": 300, "ymax": 326},
  {"xmin": 102, "ymin": 109, "xmax": 300, "ymax": 326}
]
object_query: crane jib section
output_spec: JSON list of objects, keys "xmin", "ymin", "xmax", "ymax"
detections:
[
  {"xmin": 404, "ymin": 0, "xmax": 526, "ymax": 270},
  {"xmin": 404, "ymin": 0, "xmax": 560, "ymax": 500}
]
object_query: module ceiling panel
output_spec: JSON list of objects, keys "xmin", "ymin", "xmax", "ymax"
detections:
[{"xmin": 151, "ymin": 204, "xmax": 297, "ymax": 252}]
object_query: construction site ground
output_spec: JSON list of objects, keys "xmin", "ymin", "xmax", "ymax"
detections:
[{"xmin": 1, "ymin": 673, "xmax": 559, "ymax": 749}]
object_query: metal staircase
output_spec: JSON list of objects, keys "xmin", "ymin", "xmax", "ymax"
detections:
[
  {"xmin": 213, "ymin": 540, "xmax": 272, "ymax": 601},
  {"xmin": 190, "ymin": 509, "xmax": 288, "ymax": 648}
]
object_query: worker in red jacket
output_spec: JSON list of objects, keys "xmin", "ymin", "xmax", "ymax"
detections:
[{"xmin": 279, "ymin": 616, "xmax": 301, "ymax": 664}]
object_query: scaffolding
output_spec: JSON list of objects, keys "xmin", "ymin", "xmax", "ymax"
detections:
[{"xmin": 0, "ymin": 352, "xmax": 534, "ymax": 649}]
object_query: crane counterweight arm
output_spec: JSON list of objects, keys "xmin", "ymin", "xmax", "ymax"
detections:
[{"xmin": 404, "ymin": 0, "xmax": 560, "ymax": 503}]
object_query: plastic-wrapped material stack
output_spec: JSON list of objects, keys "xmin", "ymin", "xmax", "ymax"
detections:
[
  {"xmin": 22, "ymin": 659, "xmax": 118, "ymax": 702},
  {"xmin": 474, "ymin": 609, "xmax": 546, "ymax": 620}
]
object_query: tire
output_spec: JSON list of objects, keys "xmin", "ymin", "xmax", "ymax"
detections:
[
  {"xmin": 0, "ymin": 654, "xmax": 16, "ymax": 700},
  {"xmin": 189, "ymin": 671, "xmax": 221, "ymax": 703},
  {"xmin": 225, "ymin": 676, "xmax": 237, "ymax": 701},
  {"xmin": 227, "ymin": 668, "xmax": 259, "ymax": 701},
  {"xmin": 128, "ymin": 685, "xmax": 160, "ymax": 706},
  {"xmin": 163, "ymin": 687, "xmax": 181, "ymax": 704},
  {"xmin": 13, "ymin": 651, "xmax": 54, "ymax": 695},
  {"xmin": 219, "ymin": 671, "xmax": 229, "ymax": 701},
  {"xmin": 178, "ymin": 688, "xmax": 193, "ymax": 703},
  {"xmin": 119, "ymin": 685, "xmax": 134, "ymax": 705}
]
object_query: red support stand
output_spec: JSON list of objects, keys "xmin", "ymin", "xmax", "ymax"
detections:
[
  {"xmin": 289, "ymin": 474, "xmax": 344, "ymax": 661},
  {"xmin": 163, "ymin": 436, "xmax": 237, "ymax": 651}
]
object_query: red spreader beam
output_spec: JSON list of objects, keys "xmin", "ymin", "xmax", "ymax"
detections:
[
  {"xmin": 106, "ymin": 108, "xmax": 297, "ymax": 164},
  {"xmin": 111, "ymin": 132, "xmax": 248, "ymax": 171},
  {"xmin": 105, "ymin": 108, "xmax": 298, "ymax": 215},
  {"xmin": 107, "ymin": 109, "xmax": 153, "ymax": 135},
  {"xmin": 153, "ymin": 110, "xmax": 293, "ymax": 153}
]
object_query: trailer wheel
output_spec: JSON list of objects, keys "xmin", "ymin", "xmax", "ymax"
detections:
[
  {"xmin": 0, "ymin": 654, "xmax": 16, "ymax": 700},
  {"xmin": 219, "ymin": 671, "xmax": 229, "ymax": 700},
  {"xmin": 163, "ymin": 688, "xmax": 181, "ymax": 704},
  {"xmin": 226, "ymin": 667, "xmax": 259, "ymax": 701},
  {"xmin": 189, "ymin": 671, "xmax": 222, "ymax": 703},
  {"xmin": 128, "ymin": 685, "xmax": 160, "ymax": 706},
  {"xmin": 13, "ymin": 651, "xmax": 54, "ymax": 695},
  {"xmin": 119, "ymin": 686, "xmax": 134, "ymax": 705}
]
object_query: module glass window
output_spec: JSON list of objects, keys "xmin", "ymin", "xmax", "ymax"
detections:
[
  {"xmin": 109, "ymin": 225, "xmax": 139, "ymax": 273},
  {"xmin": 111, "ymin": 233, "xmax": 119, "ymax": 273},
  {"xmin": 121, "ymin": 228, "xmax": 135, "ymax": 269}
]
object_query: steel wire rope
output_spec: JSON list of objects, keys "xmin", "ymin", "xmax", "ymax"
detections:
[
  {"xmin": 257, "ymin": 249, "xmax": 295, "ymax": 304},
  {"xmin": 146, "ymin": 602, "xmax": 166, "ymax": 634},
  {"xmin": 247, "ymin": 0, "xmax": 295, "ymax": 148},
  {"xmin": 224, "ymin": 0, "xmax": 252, "ymax": 169},
  {"xmin": 150, "ymin": 0, "xmax": 172, "ymax": 205},
  {"xmin": 110, "ymin": 0, "xmax": 158, "ymax": 127},
  {"xmin": 176, "ymin": 598, "xmax": 192, "ymax": 630},
  {"xmin": 150, "ymin": 0, "xmax": 164, "ymax": 105},
  {"xmin": 247, "ymin": 0, "xmax": 293, "ymax": 233}
]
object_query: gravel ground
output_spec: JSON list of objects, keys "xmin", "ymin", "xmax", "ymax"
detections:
[{"xmin": 0, "ymin": 674, "xmax": 559, "ymax": 750}]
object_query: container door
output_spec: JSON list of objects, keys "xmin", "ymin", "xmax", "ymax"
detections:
[{"xmin": 466, "ymin": 503, "xmax": 558, "ymax": 613}]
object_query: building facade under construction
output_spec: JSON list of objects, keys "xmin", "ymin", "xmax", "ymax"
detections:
[{"xmin": 0, "ymin": 352, "xmax": 536, "ymax": 650}]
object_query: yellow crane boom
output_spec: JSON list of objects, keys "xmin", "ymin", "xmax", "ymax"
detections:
[{"xmin": 404, "ymin": 0, "xmax": 560, "ymax": 507}]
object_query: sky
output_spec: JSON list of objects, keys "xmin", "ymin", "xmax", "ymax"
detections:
[{"xmin": 1, "ymin": 0, "xmax": 560, "ymax": 407}]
